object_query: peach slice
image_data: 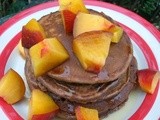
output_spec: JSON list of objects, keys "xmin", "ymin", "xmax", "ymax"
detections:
[
  {"xmin": 73, "ymin": 31, "xmax": 112, "ymax": 73},
  {"xmin": 22, "ymin": 19, "xmax": 46, "ymax": 48},
  {"xmin": 75, "ymin": 106, "xmax": 99, "ymax": 120},
  {"xmin": 28, "ymin": 89, "xmax": 59, "ymax": 120},
  {"xmin": 0, "ymin": 69, "xmax": 25, "ymax": 104},
  {"xmin": 61, "ymin": 10, "xmax": 76, "ymax": 33},
  {"xmin": 73, "ymin": 12, "xmax": 114, "ymax": 37},
  {"xmin": 59, "ymin": 0, "xmax": 88, "ymax": 33},
  {"xmin": 138, "ymin": 69, "xmax": 160, "ymax": 94},
  {"xmin": 108, "ymin": 25, "xmax": 123, "ymax": 43},
  {"xmin": 18, "ymin": 40, "xmax": 25, "ymax": 58},
  {"xmin": 29, "ymin": 37, "xmax": 69, "ymax": 77},
  {"xmin": 59, "ymin": 0, "xmax": 88, "ymax": 14}
]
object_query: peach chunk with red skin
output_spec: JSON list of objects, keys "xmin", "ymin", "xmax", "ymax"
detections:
[
  {"xmin": 59, "ymin": 0, "xmax": 89, "ymax": 33},
  {"xmin": 138, "ymin": 69, "xmax": 160, "ymax": 94},
  {"xmin": 73, "ymin": 12, "xmax": 114, "ymax": 38},
  {"xmin": 0, "ymin": 69, "xmax": 25, "ymax": 104},
  {"xmin": 73, "ymin": 12, "xmax": 123, "ymax": 43},
  {"xmin": 29, "ymin": 37, "xmax": 69, "ymax": 77},
  {"xmin": 75, "ymin": 106, "xmax": 99, "ymax": 120},
  {"xmin": 22, "ymin": 18, "xmax": 46, "ymax": 48},
  {"xmin": 28, "ymin": 89, "xmax": 59, "ymax": 120},
  {"xmin": 61, "ymin": 10, "xmax": 77, "ymax": 33},
  {"xmin": 73, "ymin": 31, "xmax": 112, "ymax": 73}
]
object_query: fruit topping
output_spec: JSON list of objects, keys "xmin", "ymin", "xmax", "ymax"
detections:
[
  {"xmin": 22, "ymin": 19, "xmax": 46, "ymax": 48},
  {"xmin": 75, "ymin": 106, "xmax": 99, "ymax": 120},
  {"xmin": 28, "ymin": 89, "xmax": 59, "ymax": 120},
  {"xmin": 29, "ymin": 38, "xmax": 69, "ymax": 77},
  {"xmin": 59, "ymin": 0, "xmax": 89, "ymax": 33},
  {"xmin": 108, "ymin": 25, "xmax": 123, "ymax": 43},
  {"xmin": 0, "ymin": 69, "xmax": 25, "ymax": 104},
  {"xmin": 73, "ymin": 12, "xmax": 114, "ymax": 37},
  {"xmin": 138, "ymin": 69, "xmax": 160, "ymax": 94},
  {"xmin": 73, "ymin": 31, "xmax": 112, "ymax": 73}
]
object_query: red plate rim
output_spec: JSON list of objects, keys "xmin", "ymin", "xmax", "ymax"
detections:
[
  {"xmin": 0, "ymin": 1, "xmax": 159, "ymax": 120},
  {"xmin": 119, "ymin": 23, "xmax": 159, "ymax": 119},
  {"xmin": 0, "ymin": 1, "xmax": 159, "ymax": 42}
]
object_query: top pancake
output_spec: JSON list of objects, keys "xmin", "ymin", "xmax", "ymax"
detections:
[{"xmin": 36, "ymin": 10, "xmax": 133, "ymax": 84}]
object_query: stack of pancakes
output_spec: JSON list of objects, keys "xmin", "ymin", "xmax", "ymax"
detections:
[{"xmin": 25, "ymin": 10, "xmax": 138, "ymax": 119}]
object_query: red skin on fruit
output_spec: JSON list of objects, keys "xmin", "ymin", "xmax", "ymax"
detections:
[
  {"xmin": 138, "ymin": 69, "xmax": 155, "ymax": 88},
  {"xmin": 138, "ymin": 69, "xmax": 160, "ymax": 94},
  {"xmin": 22, "ymin": 26, "xmax": 44, "ymax": 48},
  {"xmin": 40, "ymin": 46, "xmax": 49, "ymax": 58},
  {"xmin": 108, "ymin": 24, "xmax": 115, "ymax": 30},
  {"xmin": 75, "ymin": 106, "xmax": 99, "ymax": 120},
  {"xmin": 31, "ymin": 110, "xmax": 59, "ymax": 120},
  {"xmin": 87, "ymin": 64, "xmax": 101, "ymax": 74},
  {"xmin": 62, "ymin": 10, "xmax": 76, "ymax": 33},
  {"xmin": 40, "ymin": 42, "xmax": 49, "ymax": 58},
  {"xmin": 75, "ymin": 107, "xmax": 84, "ymax": 120}
]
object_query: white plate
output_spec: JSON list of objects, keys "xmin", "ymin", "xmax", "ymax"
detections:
[{"xmin": 0, "ymin": 1, "xmax": 160, "ymax": 120}]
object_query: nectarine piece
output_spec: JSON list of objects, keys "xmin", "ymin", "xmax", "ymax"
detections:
[
  {"xmin": 0, "ymin": 69, "xmax": 25, "ymax": 104},
  {"xmin": 73, "ymin": 12, "xmax": 114, "ymax": 37},
  {"xmin": 59, "ymin": 0, "xmax": 89, "ymax": 33},
  {"xmin": 108, "ymin": 25, "xmax": 123, "ymax": 43},
  {"xmin": 22, "ymin": 18, "xmax": 46, "ymax": 48},
  {"xmin": 59, "ymin": 0, "xmax": 88, "ymax": 14},
  {"xmin": 138, "ymin": 69, "xmax": 160, "ymax": 94},
  {"xmin": 61, "ymin": 10, "xmax": 76, "ymax": 33},
  {"xmin": 75, "ymin": 106, "xmax": 99, "ymax": 120},
  {"xmin": 29, "ymin": 38, "xmax": 69, "ymax": 77},
  {"xmin": 73, "ymin": 31, "xmax": 112, "ymax": 73},
  {"xmin": 28, "ymin": 89, "xmax": 59, "ymax": 120}
]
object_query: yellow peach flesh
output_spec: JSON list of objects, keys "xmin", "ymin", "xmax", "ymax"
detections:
[
  {"xmin": 29, "ymin": 38, "xmax": 69, "ymax": 77},
  {"xmin": 59, "ymin": 0, "xmax": 88, "ymax": 14},
  {"xmin": 22, "ymin": 19, "xmax": 46, "ymax": 48},
  {"xmin": 0, "ymin": 69, "xmax": 25, "ymax": 104},
  {"xmin": 73, "ymin": 12, "xmax": 114, "ymax": 37},
  {"xmin": 59, "ymin": 0, "xmax": 88, "ymax": 33},
  {"xmin": 108, "ymin": 25, "xmax": 123, "ymax": 43},
  {"xmin": 75, "ymin": 106, "xmax": 99, "ymax": 120},
  {"xmin": 149, "ymin": 71, "xmax": 160, "ymax": 93},
  {"xmin": 28, "ymin": 89, "xmax": 59, "ymax": 120},
  {"xmin": 138, "ymin": 69, "xmax": 160, "ymax": 94},
  {"xmin": 73, "ymin": 31, "xmax": 112, "ymax": 73},
  {"xmin": 25, "ymin": 19, "xmax": 46, "ymax": 38}
]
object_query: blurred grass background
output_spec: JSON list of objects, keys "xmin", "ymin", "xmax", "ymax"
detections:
[{"xmin": 0, "ymin": 0, "xmax": 160, "ymax": 30}]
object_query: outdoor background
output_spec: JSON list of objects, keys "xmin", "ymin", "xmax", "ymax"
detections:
[{"xmin": 0, "ymin": 0, "xmax": 160, "ymax": 30}]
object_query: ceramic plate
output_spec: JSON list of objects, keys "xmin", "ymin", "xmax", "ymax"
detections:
[{"xmin": 0, "ymin": 1, "xmax": 160, "ymax": 120}]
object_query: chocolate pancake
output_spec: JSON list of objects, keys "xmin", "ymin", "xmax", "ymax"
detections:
[
  {"xmin": 25, "ymin": 54, "xmax": 137, "ymax": 119},
  {"xmin": 36, "ymin": 10, "xmax": 133, "ymax": 84},
  {"xmin": 54, "ymin": 58, "xmax": 137, "ymax": 119},
  {"xmin": 25, "ymin": 49, "xmax": 131, "ymax": 103},
  {"xmin": 24, "ymin": 9, "xmax": 138, "ymax": 120},
  {"xmin": 52, "ymin": 58, "xmax": 137, "ymax": 117}
]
